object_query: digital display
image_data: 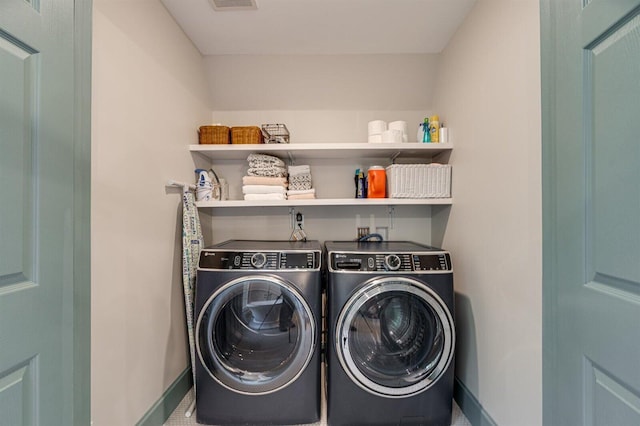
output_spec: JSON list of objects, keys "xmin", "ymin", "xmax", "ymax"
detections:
[
  {"xmin": 285, "ymin": 253, "xmax": 310, "ymax": 268},
  {"xmin": 416, "ymin": 254, "xmax": 450, "ymax": 271}
]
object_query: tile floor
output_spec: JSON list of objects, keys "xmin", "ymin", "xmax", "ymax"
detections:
[{"xmin": 164, "ymin": 387, "xmax": 471, "ymax": 426}]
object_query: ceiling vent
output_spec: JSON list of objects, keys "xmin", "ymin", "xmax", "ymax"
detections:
[{"xmin": 209, "ymin": 0, "xmax": 257, "ymax": 11}]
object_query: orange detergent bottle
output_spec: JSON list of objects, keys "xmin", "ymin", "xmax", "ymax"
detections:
[{"xmin": 367, "ymin": 166, "xmax": 386, "ymax": 198}]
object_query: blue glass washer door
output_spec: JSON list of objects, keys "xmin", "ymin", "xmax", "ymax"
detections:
[
  {"xmin": 336, "ymin": 277, "xmax": 454, "ymax": 398},
  {"xmin": 196, "ymin": 275, "xmax": 316, "ymax": 395}
]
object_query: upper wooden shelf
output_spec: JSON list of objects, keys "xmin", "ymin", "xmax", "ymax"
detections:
[{"xmin": 189, "ymin": 142, "xmax": 453, "ymax": 161}]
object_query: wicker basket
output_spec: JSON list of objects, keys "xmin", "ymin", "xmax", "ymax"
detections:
[
  {"xmin": 198, "ymin": 125, "xmax": 230, "ymax": 144},
  {"xmin": 231, "ymin": 126, "xmax": 263, "ymax": 144},
  {"xmin": 386, "ymin": 164, "xmax": 452, "ymax": 198}
]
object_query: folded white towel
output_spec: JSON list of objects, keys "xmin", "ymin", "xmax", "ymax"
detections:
[
  {"xmin": 242, "ymin": 176, "xmax": 288, "ymax": 186},
  {"xmin": 243, "ymin": 185, "xmax": 287, "ymax": 195},
  {"xmin": 287, "ymin": 188, "xmax": 316, "ymax": 196},
  {"xmin": 288, "ymin": 193, "xmax": 316, "ymax": 200},
  {"xmin": 244, "ymin": 193, "xmax": 287, "ymax": 201},
  {"xmin": 288, "ymin": 165, "xmax": 311, "ymax": 176}
]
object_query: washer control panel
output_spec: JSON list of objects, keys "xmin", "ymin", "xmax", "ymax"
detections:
[
  {"xmin": 199, "ymin": 250, "xmax": 320, "ymax": 270},
  {"xmin": 331, "ymin": 252, "xmax": 451, "ymax": 272}
]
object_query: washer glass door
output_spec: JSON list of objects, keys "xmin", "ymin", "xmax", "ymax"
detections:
[
  {"xmin": 197, "ymin": 275, "xmax": 315, "ymax": 395},
  {"xmin": 336, "ymin": 277, "xmax": 454, "ymax": 397}
]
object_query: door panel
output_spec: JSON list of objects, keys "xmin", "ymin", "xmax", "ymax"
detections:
[
  {"xmin": 0, "ymin": 33, "xmax": 36, "ymax": 288},
  {"xmin": 0, "ymin": 17, "xmax": 43, "ymax": 424},
  {"xmin": 542, "ymin": 0, "xmax": 640, "ymax": 424},
  {"xmin": 0, "ymin": 0, "xmax": 91, "ymax": 424},
  {"xmin": 587, "ymin": 13, "xmax": 640, "ymax": 288},
  {"xmin": 584, "ymin": 360, "xmax": 640, "ymax": 426},
  {"xmin": 0, "ymin": 360, "xmax": 37, "ymax": 425}
]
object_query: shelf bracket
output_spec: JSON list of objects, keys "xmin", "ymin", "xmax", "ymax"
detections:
[
  {"xmin": 387, "ymin": 206, "xmax": 396, "ymax": 229},
  {"xmin": 289, "ymin": 207, "xmax": 296, "ymax": 229},
  {"xmin": 287, "ymin": 151, "xmax": 295, "ymax": 165},
  {"xmin": 390, "ymin": 151, "xmax": 401, "ymax": 164}
]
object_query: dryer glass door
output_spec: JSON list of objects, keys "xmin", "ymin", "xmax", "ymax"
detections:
[
  {"xmin": 196, "ymin": 275, "xmax": 315, "ymax": 395},
  {"xmin": 336, "ymin": 277, "xmax": 454, "ymax": 397}
]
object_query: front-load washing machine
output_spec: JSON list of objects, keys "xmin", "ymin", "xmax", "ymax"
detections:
[
  {"xmin": 195, "ymin": 240, "xmax": 323, "ymax": 425},
  {"xmin": 325, "ymin": 241, "xmax": 455, "ymax": 426}
]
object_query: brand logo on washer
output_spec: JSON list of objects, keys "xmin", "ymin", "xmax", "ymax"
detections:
[
  {"xmin": 203, "ymin": 252, "xmax": 216, "ymax": 257},
  {"xmin": 335, "ymin": 253, "xmax": 347, "ymax": 259}
]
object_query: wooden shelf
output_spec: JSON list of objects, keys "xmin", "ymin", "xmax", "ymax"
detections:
[
  {"xmin": 190, "ymin": 142, "xmax": 453, "ymax": 209},
  {"xmin": 195, "ymin": 198, "xmax": 452, "ymax": 208},
  {"xmin": 189, "ymin": 142, "xmax": 452, "ymax": 161}
]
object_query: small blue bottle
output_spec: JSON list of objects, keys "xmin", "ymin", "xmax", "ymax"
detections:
[
  {"xmin": 355, "ymin": 168, "xmax": 365, "ymax": 198},
  {"xmin": 421, "ymin": 118, "xmax": 431, "ymax": 143}
]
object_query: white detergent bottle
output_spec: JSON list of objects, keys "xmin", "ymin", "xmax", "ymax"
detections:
[{"xmin": 195, "ymin": 168, "xmax": 213, "ymax": 201}]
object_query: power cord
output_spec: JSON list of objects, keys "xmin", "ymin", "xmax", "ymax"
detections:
[
  {"xmin": 290, "ymin": 223, "xmax": 307, "ymax": 242},
  {"xmin": 357, "ymin": 233, "xmax": 384, "ymax": 242}
]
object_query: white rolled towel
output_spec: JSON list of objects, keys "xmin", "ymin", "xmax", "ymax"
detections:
[
  {"xmin": 388, "ymin": 121, "xmax": 408, "ymax": 142},
  {"xmin": 368, "ymin": 120, "xmax": 387, "ymax": 135}
]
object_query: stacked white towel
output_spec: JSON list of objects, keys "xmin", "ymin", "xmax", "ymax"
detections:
[
  {"xmin": 287, "ymin": 188, "xmax": 316, "ymax": 200},
  {"xmin": 243, "ymin": 155, "xmax": 288, "ymax": 200},
  {"xmin": 288, "ymin": 165, "xmax": 315, "ymax": 200}
]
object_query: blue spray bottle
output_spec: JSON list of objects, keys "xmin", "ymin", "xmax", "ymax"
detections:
[{"xmin": 421, "ymin": 117, "xmax": 431, "ymax": 143}]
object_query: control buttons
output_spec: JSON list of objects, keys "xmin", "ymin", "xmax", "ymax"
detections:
[
  {"xmin": 250, "ymin": 252, "xmax": 267, "ymax": 269},
  {"xmin": 367, "ymin": 257, "xmax": 375, "ymax": 270},
  {"xmin": 384, "ymin": 254, "xmax": 402, "ymax": 271},
  {"xmin": 233, "ymin": 255, "xmax": 242, "ymax": 267}
]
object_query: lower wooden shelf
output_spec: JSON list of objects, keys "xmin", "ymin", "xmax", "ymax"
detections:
[{"xmin": 195, "ymin": 198, "xmax": 453, "ymax": 208}]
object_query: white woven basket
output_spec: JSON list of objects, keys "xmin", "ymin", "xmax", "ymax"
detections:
[{"xmin": 386, "ymin": 164, "xmax": 451, "ymax": 198}]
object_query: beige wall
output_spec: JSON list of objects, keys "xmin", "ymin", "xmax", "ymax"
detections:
[
  {"xmin": 91, "ymin": 0, "xmax": 211, "ymax": 424},
  {"xmin": 90, "ymin": 1, "xmax": 542, "ymax": 424},
  {"xmin": 433, "ymin": 0, "xmax": 542, "ymax": 424},
  {"xmin": 202, "ymin": 54, "xmax": 443, "ymax": 245},
  {"xmin": 205, "ymin": 54, "xmax": 439, "ymax": 111}
]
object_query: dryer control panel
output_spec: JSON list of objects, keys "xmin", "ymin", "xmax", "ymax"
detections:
[
  {"xmin": 330, "ymin": 252, "xmax": 451, "ymax": 272},
  {"xmin": 199, "ymin": 250, "xmax": 320, "ymax": 270}
]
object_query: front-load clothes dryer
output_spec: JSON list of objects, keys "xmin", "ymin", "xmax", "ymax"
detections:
[
  {"xmin": 325, "ymin": 241, "xmax": 455, "ymax": 426},
  {"xmin": 195, "ymin": 240, "xmax": 323, "ymax": 425}
]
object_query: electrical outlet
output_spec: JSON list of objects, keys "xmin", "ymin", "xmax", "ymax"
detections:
[
  {"xmin": 290, "ymin": 209, "xmax": 305, "ymax": 229},
  {"xmin": 357, "ymin": 227, "xmax": 370, "ymax": 239},
  {"xmin": 376, "ymin": 226, "xmax": 389, "ymax": 241}
]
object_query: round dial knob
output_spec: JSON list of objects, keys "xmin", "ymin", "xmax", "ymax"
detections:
[
  {"xmin": 384, "ymin": 254, "xmax": 402, "ymax": 271},
  {"xmin": 250, "ymin": 252, "xmax": 267, "ymax": 269}
]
